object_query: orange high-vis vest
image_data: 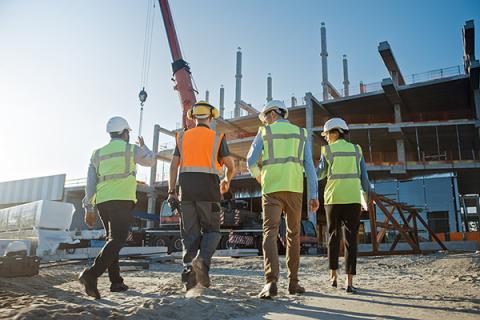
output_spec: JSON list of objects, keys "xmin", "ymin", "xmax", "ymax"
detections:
[{"xmin": 176, "ymin": 126, "xmax": 224, "ymax": 175}]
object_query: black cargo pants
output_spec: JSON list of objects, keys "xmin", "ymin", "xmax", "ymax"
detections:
[{"xmin": 88, "ymin": 200, "xmax": 134, "ymax": 284}]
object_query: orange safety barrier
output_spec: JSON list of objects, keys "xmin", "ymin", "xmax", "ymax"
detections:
[{"xmin": 434, "ymin": 231, "xmax": 480, "ymax": 242}]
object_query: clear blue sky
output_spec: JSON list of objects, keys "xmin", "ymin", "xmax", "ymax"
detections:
[{"xmin": 0, "ymin": 0, "xmax": 478, "ymax": 183}]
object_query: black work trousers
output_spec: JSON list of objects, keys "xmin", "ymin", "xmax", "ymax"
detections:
[
  {"xmin": 325, "ymin": 203, "xmax": 361, "ymax": 275},
  {"xmin": 88, "ymin": 200, "xmax": 134, "ymax": 284}
]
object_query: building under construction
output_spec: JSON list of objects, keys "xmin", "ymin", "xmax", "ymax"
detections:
[{"xmin": 1, "ymin": 20, "xmax": 479, "ymax": 249}]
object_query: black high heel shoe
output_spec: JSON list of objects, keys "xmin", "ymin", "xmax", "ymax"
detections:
[
  {"xmin": 346, "ymin": 285, "xmax": 356, "ymax": 293},
  {"xmin": 330, "ymin": 278, "xmax": 337, "ymax": 288}
]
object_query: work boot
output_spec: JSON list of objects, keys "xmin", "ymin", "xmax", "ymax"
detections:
[
  {"xmin": 258, "ymin": 282, "xmax": 278, "ymax": 299},
  {"xmin": 181, "ymin": 266, "xmax": 197, "ymax": 291},
  {"xmin": 78, "ymin": 268, "xmax": 101, "ymax": 299},
  {"xmin": 288, "ymin": 282, "xmax": 306, "ymax": 295},
  {"xmin": 192, "ymin": 258, "xmax": 210, "ymax": 288},
  {"xmin": 110, "ymin": 282, "xmax": 129, "ymax": 292}
]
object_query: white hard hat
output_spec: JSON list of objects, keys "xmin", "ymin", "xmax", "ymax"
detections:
[
  {"xmin": 259, "ymin": 100, "xmax": 289, "ymax": 122},
  {"xmin": 106, "ymin": 116, "xmax": 132, "ymax": 134},
  {"xmin": 322, "ymin": 118, "xmax": 349, "ymax": 136},
  {"xmin": 5, "ymin": 241, "xmax": 28, "ymax": 256}
]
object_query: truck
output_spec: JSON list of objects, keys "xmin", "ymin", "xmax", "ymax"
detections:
[{"xmin": 129, "ymin": 199, "xmax": 318, "ymax": 255}]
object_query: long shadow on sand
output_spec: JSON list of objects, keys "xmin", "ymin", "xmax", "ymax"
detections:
[
  {"xmin": 358, "ymin": 288, "xmax": 480, "ymax": 305},
  {"xmin": 304, "ymin": 290, "xmax": 480, "ymax": 316},
  {"xmin": 246, "ymin": 301, "xmax": 419, "ymax": 320}
]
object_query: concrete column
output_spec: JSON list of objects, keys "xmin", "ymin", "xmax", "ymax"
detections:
[
  {"xmin": 320, "ymin": 22, "xmax": 328, "ymax": 101},
  {"xmin": 304, "ymin": 92, "xmax": 316, "ymax": 225},
  {"xmin": 219, "ymin": 85, "xmax": 225, "ymax": 118},
  {"xmin": 394, "ymin": 104, "xmax": 402, "ymax": 123},
  {"xmin": 205, "ymin": 90, "xmax": 209, "ymax": 102},
  {"xmin": 147, "ymin": 124, "xmax": 160, "ymax": 229},
  {"xmin": 267, "ymin": 73, "xmax": 272, "ymax": 102},
  {"xmin": 234, "ymin": 47, "xmax": 242, "ymax": 118},
  {"xmin": 342, "ymin": 54, "xmax": 350, "ymax": 97},
  {"xmin": 396, "ymin": 139, "xmax": 406, "ymax": 163},
  {"xmin": 291, "ymin": 95, "xmax": 297, "ymax": 108}
]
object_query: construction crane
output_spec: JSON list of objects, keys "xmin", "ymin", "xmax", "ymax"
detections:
[{"xmin": 158, "ymin": 0, "xmax": 197, "ymax": 129}]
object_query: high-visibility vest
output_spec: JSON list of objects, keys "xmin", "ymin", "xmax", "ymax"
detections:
[
  {"xmin": 176, "ymin": 126, "xmax": 224, "ymax": 175},
  {"xmin": 260, "ymin": 121, "xmax": 307, "ymax": 194},
  {"xmin": 322, "ymin": 139, "xmax": 362, "ymax": 205},
  {"xmin": 92, "ymin": 140, "xmax": 137, "ymax": 204}
]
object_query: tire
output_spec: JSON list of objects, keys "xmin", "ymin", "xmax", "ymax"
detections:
[
  {"xmin": 169, "ymin": 236, "xmax": 183, "ymax": 253},
  {"xmin": 218, "ymin": 235, "xmax": 229, "ymax": 250},
  {"xmin": 150, "ymin": 236, "xmax": 170, "ymax": 248}
]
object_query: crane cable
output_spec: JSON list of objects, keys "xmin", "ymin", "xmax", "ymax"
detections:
[{"xmin": 138, "ymin": 0, "xmax": 156, "ymax": 136}]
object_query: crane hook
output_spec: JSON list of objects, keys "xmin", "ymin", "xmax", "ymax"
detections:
[{"xmin": 139, "ymin": 87, "xmax": 148, "ymax": 106}]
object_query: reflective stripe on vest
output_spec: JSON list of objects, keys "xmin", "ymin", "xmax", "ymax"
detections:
[
  {"xmin": 262, "ymin": 125, "xmax": 306, "ymax": 166},
  {"xmin": 94, "ymin": 143, "xmax": 136, "ymax": 182},
  {"xmin": 260, "ymin": 121, "xmax": 306, "ymax": 194},
  {"xmin": 324, "ymin": 144, "xmax": 360, "ymax": 179},
  {"xmin": 177, "ymin": 129, "xmax": 223, "ymax": 175}
]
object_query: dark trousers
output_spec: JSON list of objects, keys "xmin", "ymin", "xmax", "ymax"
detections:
[
  {"xmin": 88, "ymin": 200, "xmax": 134, "ymax": 284},
  {"xmin": 180, "ymin": 201, "xmax": 221, "ymax": 268},
  {"xmin": 325, "ymin": 203, "xmax": 361, "ymax": 275}
]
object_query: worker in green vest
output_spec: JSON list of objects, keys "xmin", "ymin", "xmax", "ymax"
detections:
[
  {"xmin": 247, "ymin": 100, "xmax": 319, "ymax": 299},
  {"xmin": 79, "ymin": 116, "xmax": 158, "ymax": 299},
  {"xmin": 317, "ymin": 117, "xmax": 371, "ymax": 294}
]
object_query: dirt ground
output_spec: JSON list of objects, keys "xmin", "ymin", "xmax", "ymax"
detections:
[{"xmin": 0, "ymin": 252, "xmax": 479, "ymax": 319}]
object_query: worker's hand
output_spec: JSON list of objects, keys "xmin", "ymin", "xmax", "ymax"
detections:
[
  {"xmin": 136, "ymin": 136, "xmax": 145, "ymax": 147},
  {"xmin": 220, "ymin": 178, "xmax": 230, "ymax": 194},
  {"xmin": 84, "ymin": 211, "xmax": 96, "ymax": 229},
  {"xmin": 167, "ymin": 193, "xmax": 180, "ymax": 214},
  {"xmin": 308, "ymin": 199, "xmax": 320, "ymax": 212}
]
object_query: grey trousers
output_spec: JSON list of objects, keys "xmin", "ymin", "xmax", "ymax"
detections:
[{"xmin": 180, "ymin": 201, "xmax": 222, "ymax": 268}]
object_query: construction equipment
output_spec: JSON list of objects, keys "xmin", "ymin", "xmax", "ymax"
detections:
[
  {"xmin": 130, "ymin": 199, "xmax": 317, "ymax": 254},
  {"xmin": 459, "ymin": 194, "xmax": 480, "ymax": 232},
  {"xmin": 0, "ymin": 241, "xmax": 40, "ymax": 278},
  {"xmin": 158, "ymin": 0, "xmax": 197, "ymax": 129}
]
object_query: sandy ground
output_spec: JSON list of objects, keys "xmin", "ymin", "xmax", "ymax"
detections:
[{"xmin": 0, "ymin": 252, "xmax": 479, "ymax": 319}]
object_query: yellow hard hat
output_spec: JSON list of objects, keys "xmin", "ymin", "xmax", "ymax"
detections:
[{"xmin": 187, "ymin": 101, "xmax": 220, "ymax": 120}]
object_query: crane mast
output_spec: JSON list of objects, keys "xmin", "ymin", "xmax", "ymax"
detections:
[{"xmin": 158, "ymin": 0, "xmax": 196, "ymax": 129}]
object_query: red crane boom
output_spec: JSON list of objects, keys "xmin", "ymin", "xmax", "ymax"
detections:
[{"xmin": 158, "ymin": 0, "xmax": 196, "ymax": 129}]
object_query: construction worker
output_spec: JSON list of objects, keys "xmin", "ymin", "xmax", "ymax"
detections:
[
  {"xmin": 168, "ymin": 101, "xmax": 235, "ymax": 291},
  {"xmin": 79, "ymin": 116, "xmax": 158, "ymax": 299},
  {"xmin": 247, "ymin": 100, "xmax": 319, "ymax": 299},
  {"xmin": 317, "ymin": 117, "xmax": 371, "ymax": 293}
]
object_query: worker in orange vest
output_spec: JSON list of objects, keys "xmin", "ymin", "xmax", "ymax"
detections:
[{"xmin": 168, "ymin": 101, "xmax": 235, "ymax": 292}]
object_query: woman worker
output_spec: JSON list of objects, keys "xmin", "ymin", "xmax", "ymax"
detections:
[{"xmin": 317, "ymin": 118, "xmax": 371, "ymax": 293}]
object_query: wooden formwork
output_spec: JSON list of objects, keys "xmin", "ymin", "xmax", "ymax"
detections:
[{"xmin": 362, "ymin": 193, "xmax": 447, "ymax": 256}]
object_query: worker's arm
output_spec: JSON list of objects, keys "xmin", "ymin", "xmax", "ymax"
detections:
[
  {"xmin": 134, "ymin": 137, "xmax": 157, "ymax": 167},
  {"xmin": 168, "ymin": 155, "xmax": 180, "ymax": 195},
  {"xmin": 220, "ymin": 156, "xmax": 235, "ymax": 194},
  {"xmin": 360, "ymin": 155, "xmax": 371, "ymax": 194},
  {"xmin": 304, "ymin": 141, "xmax": 320, "ymax": 212},
  {"xmin": 317, "ymin": 153, "xmax": 328, "ymax": 181},
  {"xmin": 82, "ymin": 156, "xmax": 98, "ymax": 228},
  {"xmin": 246, "ymin": 130, "xmax": 263, "ymax": 182}
]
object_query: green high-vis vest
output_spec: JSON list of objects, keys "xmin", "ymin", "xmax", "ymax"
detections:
[
  {"xmin": 260, "ymin": 121, "xmax": 307, "ymax": 195},
  {"xmin": 92, "ymin": 140, "xmax": 137, "ymax": 204},
  {"xmin": 322, "ymin": 139, "xmax": 362, "ymax": 205}
]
